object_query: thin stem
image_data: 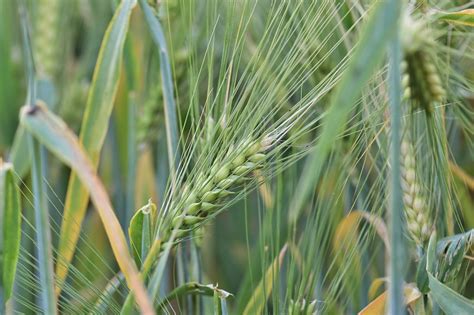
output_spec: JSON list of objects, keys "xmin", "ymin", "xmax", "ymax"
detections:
[
  {"xmin": 126, "ymin": 95, "xmax": 137, "ymax": 225},
  {"xmin": 387, "ymin": 15, "xmax": 406, "ymax": 315},
  {"xmin": 0, "ymin": 287, "xmax": 5, "ymax": 315}
]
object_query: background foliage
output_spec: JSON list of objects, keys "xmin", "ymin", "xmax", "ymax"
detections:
[{"xmin": 0, "ymin": 0, "xmax": 473, "ymax": 314}]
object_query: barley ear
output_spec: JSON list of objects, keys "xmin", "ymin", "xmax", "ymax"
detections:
[
  {"xmin": 400, "ymin": 135, "xmax": 432, "ymax": 246},
  {"xmin": 401, "ymin": 12, "xmax": 446, "ymax": 113},
  {"xmin": 161, "ymin": 137, "xmax": 269, "ymax": 252}
]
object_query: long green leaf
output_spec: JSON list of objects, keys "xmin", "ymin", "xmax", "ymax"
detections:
[
  {"xmin": 243, "ymin": 244, "xmax": 287, "ymax": 315},
  {"xmin": 138, "ymin": 0, "xmax": 180, "ymax": 185},
  {"xmin": 425, "ymin": 232, "xmax": 474, "ymax": 314},
  {"xmin": 288, "ymin": 0, "xmax": 402, "ymax": 226},
  {"xmin": 30, "ymin": 137, "xmax": 57, "ymax": 314},
  {"xmin": 20, "ymin": 103, "xmax": 154, "ymax": 314},
  {"xmin": 0, "ymin": 0, "xmax": 17, "ymax": 150},
  {"xmin": 0, "ymin": 162, "xmax": 22, "ymax": 306},
  {"xmin": 426, "ymin": 233, "xmax": 474, "ymax": 315},
  {"xmin": 387, "ymin": 10, "xmax": 405, "ymax": 314},
  {"xmin": 92, "ymin": 273, "xmax": 125, "ymax": 314},
  {"xmin": 56, "ymin": 0, "xmax": 137, "ymax": 292},
  {"xmin": 428, "ymin": 274, "xmax": 474, "ymax": 314}
]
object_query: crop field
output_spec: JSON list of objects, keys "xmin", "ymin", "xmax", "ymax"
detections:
[{"xmin": 0, "ymin": 0, "xmax": 473, "ymax": 314}]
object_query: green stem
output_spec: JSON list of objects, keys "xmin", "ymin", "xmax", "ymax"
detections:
[
  {"xmin": 0, "ymin": 288, "xmax": 5, "ymax": 315},
  {"xmin": 93, "ymin": 273, "xmax": 125, "ymax": 314},
  {"xmin": 30, "ymin": 136, "xmax": 57, "ymax": 314},
  {"xmin": 126, "ymin": 95, "xmax": 137, "ymax": 225},
  {"xmin": 387, "ymin": 15, "xmax": 406, "ymax": 315}
]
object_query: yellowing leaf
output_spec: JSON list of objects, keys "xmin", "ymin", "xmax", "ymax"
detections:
[
  {"xmin": 359, "ymin": 284, "xmax": 422, "ymax": 315},
  {"xmin": 243, "ymin": 244, "xmax": 287, "ymax": 315},
  {"xmin": 20, "ymin": 103, "xmax": 154, "ymax": 315},
  {"xmin": 56, "ymin": 0, "xmax": 137, "ymax": 293},
  {"xmin": 334, "ymin": 210, "xmax": 390, "ymax": 254},
  {"xmin": 437, "ymin": 9, "xmax": 474, "ymax": 27},
  {"xmin": 368, "ymin": 278, "xmax": 387, "ymax": 301}
]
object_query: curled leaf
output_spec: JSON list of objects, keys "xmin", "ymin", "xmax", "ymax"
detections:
[
  {"xmin": 359, "ymin": 283, "xmax": 422, "ymax": 315},
  {"xmin": 129, "ymin": 199, "xmax": 157, "ymax": 266}
]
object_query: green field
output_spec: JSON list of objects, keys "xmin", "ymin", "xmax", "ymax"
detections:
[{"xmin": 0, "ymin": 0, "xmax": 473, "ymax": 314}]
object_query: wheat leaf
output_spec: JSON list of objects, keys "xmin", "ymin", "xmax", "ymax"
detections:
[
  {"xmin": 0, "ymin": 162, "xmax": 22, "ymax": 304},
  {"xmin": 56, "ymin": 0, "xmax": 136, "ymax": 292},
  {"xmin": 358, "ymin": 284, "xmax": 422, "ymax": 315},
  {"xmin": 428, "ymin": 274, "xmax": 474, "ymax": 315},
  {"xmin": 436, "ymin": 9, "xmax": 474, "ymax": 27},
  {"xmin": 128, "ymin": 200, "xmax": 156, "ymax": 267},
  {"xmin": 243, "ymin": 243, "xmax": 287, "ymax": 315},
  {"xmin": 288, "ymin": 0, "xmax": 401, "ymax": 225},
  {"xmin": 20, "ymin": 103, "xmax": 154, "ymax": 315},
  {"xmin": 138, "ymin": 0, "xmax": 180, "ymax": 185}
]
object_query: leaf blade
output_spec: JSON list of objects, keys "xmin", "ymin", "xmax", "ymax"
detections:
[
  {"xmin": 288, "ymin": 0, "xmax": 402, "ymax": 225},
  {"xmin": 436, "ymin": 9, "xmax": 474, "ymax": 27},
  {"xmin": 0, "ymin": 162, "xmax": 22, "ymax": 302},
  {"xmin": 138, "ymin": 0, "xmax": 180, "ymax": 185},
  {"xmin": 20, "ymin": 103, "xmax": 154, "ymax": 315},
  {"xmin": 243, "ymin": 244, "xmax": 287, "ymax": 315},
  {"xmin": 428, "ymin": 274, "xmax": 474, "ymax": 315},
  {"xmin": 56, "ymin": 0, "xmax": 137, "ymax": 292}
]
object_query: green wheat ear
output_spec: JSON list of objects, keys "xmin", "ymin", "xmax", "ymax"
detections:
[
  {"xmin": 400, "ymin": 134, "xmax": 432, "ymax": 246},
  {"xmin": 288, "ymin": 298, "xmax": 317, "ymax": 315},
  {"xmin": 160, "ymin": 136, "xmax": 271, "ymax": 249},
  {"xmin": 137, "ymin": 84, "xmax": 163, "ymax": 146},
  {"xmin": 35, "ymin": 0, "xmax": 60, "ymax": 78},
  {"xmin": 400, "ymin": 11, "xmax": 446, "ymax": 114}
]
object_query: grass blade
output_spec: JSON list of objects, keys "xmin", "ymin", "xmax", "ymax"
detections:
[
  {"xmin": 56, "ymin": 0, "xmax": 137, "ymax": 292},
  {"xmin": 92, "ymin": 273, "xmax": 125, "ymax": 314},
  {"xmin": 387, "ymin": 10, "xmax": 405, "ymax": 314},
  {"xmin": 428, "ymin": 274, "xmax": 474, "ymax": 314},
  {"xmin": 0, "ymin": 0, "xmax": 17, "ymax": 150},
  {"xmin": 20, "ymin": 103, "xmax": 154, "ymax": 315},
  {"xmin": 30, "ymin": 136, "xmax": 57, "ymax": 314},
  {"xmin": 426, "ymin": 232, "xmax": 474, "ymax": 314},
  {"xmin": 0, "ymin": 162, "xmax": 22, "ymax": 308},
  {"xmin": 138, "ymin": 0, "xmax": 180, "ymax": 186},
  {"xmin": 243, "ymin": 244, "xmax": 287, "ymax": 315},
  {"xmin": 288, "ymin": 0, "xmax": 402, "ymax": 227}
]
